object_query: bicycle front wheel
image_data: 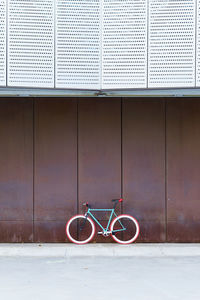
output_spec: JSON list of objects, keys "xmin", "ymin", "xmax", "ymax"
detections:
[
  {"xmin": 66, "ymin": 215, "xmax": 95, "ymax": 244},
  {"xmin": 110, "ymin": 214, "xmax": 140, "ymax": 244}
]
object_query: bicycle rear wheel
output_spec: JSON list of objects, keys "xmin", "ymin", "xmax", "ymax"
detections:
[
  {"xmin": 110, "ymin": 214, "xmax": 139, "ymax": 244},
  {"xmin": 66, "ymin": 215, "xmax": 95, "ymax": 244}
]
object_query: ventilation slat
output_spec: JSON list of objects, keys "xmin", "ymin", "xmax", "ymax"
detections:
[
  {"xmin": 102, "ymin": 0, "xmax": 147, "ymax": 89},
  {"xmin": 0, "ymin": 0, "xmax": 199, "ymax": 90},
  {"xmin": 0, "ymin": 0, "xmax": 6, "ymax": 86},
  {"xmin": 149, "ymin": 0, "xmax": 195, "ymax": 88},
  {"xmin": 56, "ymin": 0, "xmax": 101, "ymax": 89},
  {"xmin": 196, "ymin": 0, "xmax": 200, "ymax": 86},
  {"xmin": 8, "ymin": 0, "xmax": 54, "ymax": 88}
]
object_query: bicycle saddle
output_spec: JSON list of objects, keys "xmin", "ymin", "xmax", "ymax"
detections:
[
  {"xmin": 83, "ymin": 202, "xmax": 91, "ymax": 208},
  {"xmin": 111, "ymin": 198, "xmax": 123, "ymax": 202}
]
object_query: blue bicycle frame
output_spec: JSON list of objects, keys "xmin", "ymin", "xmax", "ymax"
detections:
[{"xmin": 86, "ymin": 208, "xmax": 126, "ymax": 234}]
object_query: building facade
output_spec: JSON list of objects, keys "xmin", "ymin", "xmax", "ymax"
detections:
[{"xmin": 0, "ymin": 1, "xmax": 200, "ymax": 243}]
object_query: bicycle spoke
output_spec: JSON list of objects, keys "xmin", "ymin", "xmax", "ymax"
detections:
[
  {"xmin": 111, "ymin": 215, "xmax": 139, "ymax": 244},
  {"xmin": 66, "ymin": 215, "xmax": 95, "ymax": 244}
]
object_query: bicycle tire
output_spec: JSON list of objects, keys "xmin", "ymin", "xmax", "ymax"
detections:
[
  {"xmin": 66, "ymin": 215, "xmax": 95, "ymax": 244},
  {"xmin": 110, "ymin": 214, "xmax": 140, "ymax": 244}
]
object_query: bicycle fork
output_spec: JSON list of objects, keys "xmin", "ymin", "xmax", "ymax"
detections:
[{"xmin": 79, "ymin": 214, "xmax": 88, "ymax": 231}]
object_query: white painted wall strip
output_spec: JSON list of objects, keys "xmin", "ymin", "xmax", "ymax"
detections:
[
  {"xmin": 8, "ymin": 0, "xmax": 54, "ymax": 88},
  {"xmin": 102, "ymin": 0, "xmax": 147, "ymax": 89},
  {"xmin": 148, "ymin": 0, "xmax": 195, "ymax": 88},
  {"xmin": 0, "ymin": 0, "xmax": 6, "ymax": 87},
  {"xmin": 56, "ymin": 0, "xmax": 101, "ymax": 89}
]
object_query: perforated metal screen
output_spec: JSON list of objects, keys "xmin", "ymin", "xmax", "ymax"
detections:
[
  {"xmin": 102, "ymin": 0, "xmax": 147, "ymax": 89},
  {"xmin": 1, "ymin": 0, "xmax": 200, "ymax": 90},
  {"xmin": 196, "ymin": 0, "xmax": 200, "ymax": 87},
  {"xmin": 0, "ymin": 0, "xmax": 6, "ymax": 87},
  {"xmin": 56, "ymin": 0, "xmax": 101, "ymax": 89},
  {"xmin": 8, "ymin": 0, "xmax": 54, "ymax": 88},
  {"xmin": 148, "ymin": 0, "xmax": 195, "ymax": 88}
]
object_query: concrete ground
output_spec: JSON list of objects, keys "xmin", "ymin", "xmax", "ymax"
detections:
[{"xmin": 0, "ymin": 256, "xmax": 200, "ymax": 300}]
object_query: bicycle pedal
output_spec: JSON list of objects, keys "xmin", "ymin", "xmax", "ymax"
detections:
[{"xmin": 98, "ymin": 232, "xmax": 103, "ymax": 235}]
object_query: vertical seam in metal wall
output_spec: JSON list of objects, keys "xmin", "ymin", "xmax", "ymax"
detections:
[
  {"xmin": 146, "ymin": 0, "xmax": 149, "ymax": 88},
  {"xmin": 6, "ymin": 0, "xmax": 8, "ymax": 86},
  {"xmin": 33, "ymin": 99, "xmax": 35, "ymax": 242},
  {"xmin": 54, "ymin": 0, "xmax": 56, "ymax": 88},
  {"xmin": 121, "ymin": 97, "xmax": 123, "ymax": 215},
  {"xmin": 195, "ymin": 0, "xmax": 197, "ymax": 87},
  {"xmin": 164, "ymin": 99, "xmax": 168, "ymax": 242},
  {"xmin": 77, "ymin": 98, "xmax": 79, "ymax": 215},
  {"xmin": 76, "ymin": 98, "xmax": 79, "ymax": 241}
]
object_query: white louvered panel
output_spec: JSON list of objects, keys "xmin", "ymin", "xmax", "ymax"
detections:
[
  {"xmin": 8, "ymin": 0, "xmax": 54, "ymax": 88},
  {"xmin": 149, "ymin": 0, "xmax": 195, "ymax": 88},
  {"xmin": 56, "ymin": 0, "xmax": 101, "ymax": 89},
  {"xmin": 102, "ymin": 0, "xmax": 147, "ymax": 89},
  {"xmin": 196, "ymin": 0, "xmax": 200, "ymax": 86},
  {"xmin": 0, "ymin": 0, "xmax": 6, "ymax": 86}
]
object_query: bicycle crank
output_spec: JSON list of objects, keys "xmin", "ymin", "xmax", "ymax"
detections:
[{"xmin": 98, "ymin": 231, "xmax": 112, "ymax": 237}]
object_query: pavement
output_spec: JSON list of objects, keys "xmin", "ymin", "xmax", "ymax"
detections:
[
  {"xmin": 0, "ymin": 243, "xmax": 200, "ymax": 257},
  {"xmin": 0, "ymin": 255, "xmax": 200, "ymax": 300},
  {"xmin": 0, "ymin": 244, "xmax": 200, "ymax": 300}
]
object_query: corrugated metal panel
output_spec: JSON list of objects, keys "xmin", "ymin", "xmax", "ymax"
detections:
[
  {"xmin": 0, "ymin": 0, "xmax": 6, "ymax": 86},
  {"xmin": 102, "ymin": 0, "xmax": 147, "ymax": 89},
  {"xmin": 8, "ymin": 0, "xmax": 54, "ymax": 88},
  {"xmin": 149, "ymin": 0, "xmax": 195, "ymax": 88},
  {"xmin": 56, "ymin": 0, "xmax": 101, "ymax": 89}
]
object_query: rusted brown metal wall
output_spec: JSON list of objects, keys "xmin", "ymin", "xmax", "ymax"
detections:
[
  {"xmin": 78, "ymin": 98, "xmax": 121, "ymax": 242},
  {"xmin": 0, "ymin": 99, "xmax": 33, "ymax": 242},
  {"xmin": 34, "ymin": 98, "xmax": 77, "ymax": 242},
  {"xmin": 0, "ymin": 97, "xmax": 200, "ymax": 242},
  {"xmin": 166, "ymin": 99, "xmax": 200, "ymax": 242},
  {"xmin": 123, "ymin": 99, "xmax": 166, "ymax": 242}
]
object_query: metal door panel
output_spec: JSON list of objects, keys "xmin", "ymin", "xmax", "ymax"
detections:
[
  {"xmin": 34, "ymin": 98, "xmax": 77, "ymax": 225},
  {"xmin": 34, "ymin": 221, "xmax": 67, "ymax": 243},
  {"xmin": 0, "ymin": 221, "xmax": 33, "ymax": 242},
  {"xmin": 78, "ymin": 98, "xmax": 121, "ymax": 209},
  {"xmin": 78, "ymin": 98, "xmax": 121, "ymax": 243},
  {"xmin": 123, "ymin": 98, "xmax": 165, "ymax": 242},
  {"xmin": 167, "ymin": 99, "xmax": 200, "ymax": 242},
  {"xmin": 0, "ymin": 98, "xmax": 33, "ymax": 222}
]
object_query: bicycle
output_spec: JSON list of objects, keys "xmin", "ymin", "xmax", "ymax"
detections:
[{"xmin": 66, "ymin": 198, "xmax": 140, "ymax": 245}]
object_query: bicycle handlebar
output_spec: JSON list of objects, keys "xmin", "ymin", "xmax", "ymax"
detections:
[{"xmin": 82, "ymin": 199, "xmax": 123, "ymax": 209}]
